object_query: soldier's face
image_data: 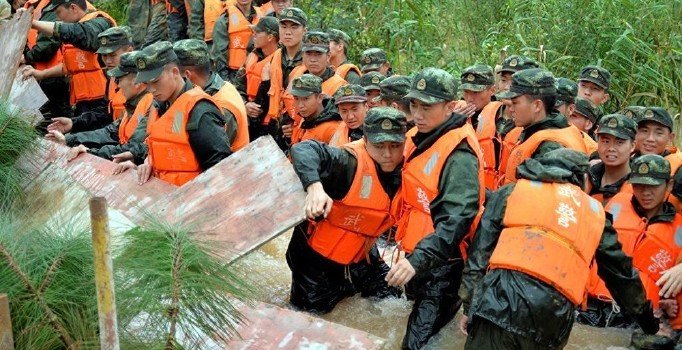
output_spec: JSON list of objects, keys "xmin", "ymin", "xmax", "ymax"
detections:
[
  {"xmin": 509, "ymin": 95, "xmax": 543, "ymax": 127},
  {"xmin": 294, "ymin": 93, "xmax": 323, "ymax": 118},
  {"xmin": 146, "ymin": 66, "xmax": 180, "ymax": 102},
  {"xmin": 568, "ymin": 113, "xmax": 593, "ymax": 133},
  {"xmin": 578, "ymin": 81, "xmax": 609, "ymax": 106},
  {"xmin": 497, "ymin": 72, "xmax": 513, "ymax": 92},
  {"xmin": 366, "ymin": 90, "xmax": 380, "ymax": 108},
  {"xmin": 378, "ymin": 62, "xmax": 390, "ymax": 76},
  {"xmin": 556, "ymin": 103, "xmax": 575, "ymax": 117},
  {"xmin": 252, "ymin": 31, "xmax": 273, "ymax": 49},
  {"xmin": 102, "ymin": 46, "xmax": 132, "ymax": 70},
  {"xmin": 463, "ymin": 86, "xmax": 495, "ymax": 111},
  {"xmin": 55, "ymin": 4, "xmax": 80, "ymax": 22},
  {"xmin": 597, "ymin": 134, "xmax": 634, "ymax": 167},
  {"xmin": 409, "ymin": 99, "xmax": 451, "ymax": 133},
  {"xmin": 633, "ymin": 181, "xmax": 671, "ymax": 212},
  {"xmin": 364, "ymin": 138, "xmax": 405, "ymax": 172},
  {"xmin": 279, "ymin": 21, "xmax": 305, "ymax": 48},
  {"xmin": 329, "ymin": 41, "xmax": 343, "ymax": 58},
  {"xmin": 116, "ymin": 74, "xmax": 141, "ymax": 100},
  {"xmin": 302, "ymin": 51, "xmax": 328, "ymax": 76},
  {"xmin": 338, "ymin": 102, "xmax": 368, "ymax": 129},
  {"xmin": 272, "ymin": 0, "xmax": 292, "ymax": 13},
  {"xmin": 636, "ymin": 121, "xmax": 674, "ymax": 155}
]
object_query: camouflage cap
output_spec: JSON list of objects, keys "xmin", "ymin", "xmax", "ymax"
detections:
[
  {"xmin": 279, "ymin": 7, "xmax": 307, "ymax": 26},
  {"xmin": 496, "ymin": 68, "xmax": 556, "ymax": 100},
  {"xmin": 250, "ymin": 16, "xmax": 279, "ymax": 36},
  {"xmin": 360, "ymin": 48, "xmax": 387, "ymax": 73},
  {"xmin": 630, "ymin": 154, "xmax": 671, "ymax": 186},
  {"xmin": 333, "ymin": 84, "xmax": 367, "ymax": 105},
  {"xmin": 327, "ymin": 28, "xmax": 350, "ymax": 46},
  {"xmin": 499, "ymin": 55, "xmax": 540, "ymax": 74},
  {"xmin": 376, "ymin": 75, "xmax": 412, "ymax": 102},
  {"xmin": 554, "ymin": 77, "xmax": 578, "ymax": 106},
  {"xmin": 302, "ymin": 31, "xmax": 330, "ymax": 53},
  {"xmin": 636, "ymin": 107, "xmax": 674, "ymax": 130},
  {"xmin": 360, "ymin": 71, "xmax": 386, "ymax": 91},
  {"xmin": 173, "ymin": 39, "xmax": 209, "ymax": 67},
  {"xmin": 134, "ymin": 41, "xmax": 178, "ymax": 83},
  {"xmin": 460, "ymin": 64, "xmax": 494, "ymax": 92},
  {"xmin": 621, "ymin": 106, "xmax": 646, "ymax": 121},
  {"xmin": 579, "ymin": 65, "xmax": 611, "ymax": 90},
  {"xmin": 107, "ymin": 51, "xmax": 139, "ymax": 78},
  {"xmin": 363, "ymin": 106, "xmax": 407, "ymax": 143},
  {"xmin": 517, "ymin": 148, "xmax": 589, "ymax": 185},
  {"xmin": 596, "ymin": 114, "xmax": 637, "ymax": 140},
  {"xmin": 51, "ymin": 0, "xmax": 84, "ymax": 8},
  {"xmin": 96, "ymin": 26, "xmax": 132, "ymax": 54},
  {"xmin": 290, "ymin": 74, "xmax": 322, "ymax": 97},
  {"xmin": 405, "ymin": 67, "xmax": 458, "ymax": 105},
  {"xmin": 573, "ymin": 97, "xmax": 600, "ymax": 123}
]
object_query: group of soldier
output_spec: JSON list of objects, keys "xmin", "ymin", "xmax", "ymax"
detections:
[{"xmin": 6, "ymin": 0, "xmax": 682, "ymax": 348}]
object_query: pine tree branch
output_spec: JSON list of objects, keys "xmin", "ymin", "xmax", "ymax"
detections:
[
  {"xmin": 38, "ymin": 254, "xmax": 63, "ymax": 294},
  {"xmin": 165, "ymin": 231, "xmax": 183, "ymax": 350}
]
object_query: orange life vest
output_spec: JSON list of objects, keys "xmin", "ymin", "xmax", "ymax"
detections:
[
  {"xmin": 474, "ymin": 101, "xmax": 503, "ymax": 190},
  {"xmin": 490, "ymin": 179, "xmax": 606, "ymax": 305},
  {"xmin": 147, "ymin": 87, "xmax": 217, "ymax": 186},
  {"xmin": 211, "ymin": 81, "xmax": 249, "ymax": 151},
  {"xmin": 290, "ymin": 118, "xmax": 341, "ymax": 145},
  {"xmin": 264, "ymin": 48, "xmax": 287, "ymax": 123},
  {"xmin": 393, "ymin": 123, "xmax": 485, "ymax": 257},
  {"xmin": 203, "ymin": 0, "xmax": 226, "ymax": 42},
  {"xmin": 287, "ymin": 68, "xmax": 347, "ymax": 133},
  {"xmin": 590, "ymin": 182, "xmax": 633, "ymax": 206},
  {"xmin": 118, "ymin": 92, "xmax": 153, "ymax": 144},
  {"xmin": 665, "ymin": 152, "xmax": 682, "ymax": 213},
  {"xmin": 226, "ymin": 5, "xmax": 261, "ymax": 70},
  {"xmin": 25, "ymin": 0, "xmax": 63, "ymax": 71},
  {"xmin": 328, "ymin": 123, "xmax": 351, "ymax": 148},
  {"xmin": 582, "ymin": 131, "xmax": 598, "ymax": 155},
  {"xmin": 107, "ymin": 78, "xmax": 127, "ymax": 121},
  {"xmin": 256, "ymin": 1, "xmax": 273, "ymax": 15},
  {"xmin": 306, "ymin": 140, "xmax": 394, "ymax": 264},
  {"xmin": 61, "ymin": 10, "xmax": 116, "ymax": 105},
  {"xmin": 497, "ymin": 126, "xmax": 522, "ymax": 184},
  {"xmin": 245, "ymin": 51, "xmax": 274, "ymax": 101},
  {"xmin": 335, "ymin": 63, "xmax": 361, "ymax": 81},
  {"xmin": 504, "ymin": 125, "xmax": 587, "ymax": 184}
]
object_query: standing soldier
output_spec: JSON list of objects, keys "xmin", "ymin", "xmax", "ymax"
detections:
[
  {"xmin": 578, "ymin": 65, "xmax": 611, "ymax": 107},
  {"xmin": 287, "ymin": 31, "xmax": 347, "ymax": 96},
  {"xmin": 126, "ymin": 0, "xmax": 168, "ymax": 49},
  {"xmin": 210, "ymin": 0, "xmax": 263, "ymax": 82},
  {"xmin": 327, "ymin": 28, "xmax": 361, "ymax": 85},
  {"xmin": 133, "ymin": 41, "xmax": 232, "ymax": 186},
  {"xmin": 97, "ymin": 26, "xmax": 135, "ymax": 122},
  {"xmin": 359, "ymin": 48, "xmax": 392, "ymax": 76},
  {"xmin": 329, "ymin": 84, "xmax": 368, "ymax": 147},
  {"xmin": 173, "ymin": 39, "xmax": 249, "ymax": 151},
  {"xmin": 459, "ymin": 148, "xmax": 659, "ymax": 349},
  {"xmin": 497, "ymin": 69, "xmax": 587, "ymax": 184},
  {"xmin": 288, "ymin": 74, "xmax": 342, "ymax": 145},
  {"xmin": 373, "ymin": 75, "xmax": 412, "ymax": 127},
  {"xmin": 286, "ymin": 107, "xmax": 405, "ymax": 314},
  {"xmin": 166, "ymin": 0, "xmax": 190, "ymax": 42},
  {"xmin": 360, "ymin": 71, "xmax": 385, "ymax": 109},
  {"xmin": 386, "ymin": 68, "xmax": 484, "ymax": 350},
  {"xmin": 554, "ymin": 77, "xmax": 578, "ymax": 118}
]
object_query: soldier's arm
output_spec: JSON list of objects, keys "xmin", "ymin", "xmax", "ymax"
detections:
[
  {"xmin": 459, "ymin": 184, "xmax": 513, "ymax": 314},
  {"xmin": 24, "ymin": 33, "xmax": 61, "ymax": 65},
  {"xmin": 530, "ymin": 140, "xmax": 563, "ymax": 159},
  {"xmin": 290, "ymin": 140, "xmax": 357, "ymax": 200},
  {"xmin": 92, "ymin": 117, "xmax": 149, "ymax": 160},
  {"xmin": 54, "ymin": 17, "xmax": 114, "ymax": 52},
  {"xmin": 210, "ymin": 14, "xmax": 230, "ymax": 80},
  {"xmin": 407, "ymin": 144, "xmax": 482, "ymax": 273},
  {"xmin": 344, "ymin": 70, "xmax": 361, "ymax": 85},
  {"xmin": 126, "ymin": 0, "xmax": 150, "ymax": 48},
  {"xmin": 143, "ymin": 1, "xmax": 169, "ymax": 47},
  {"xmin": 186, "ymin": 100, "xmax": 233, "ymax": 170},
  {"xmin": 71, "ymin": 109, "xmax": 114, "ymax": 133},
  {"xmin": 65, "ymin": 120, "xmax": 120, "ymax": 148},
  {"xmin": 188, "ymin": 0, "xmax": 205, "ymax": 40}
]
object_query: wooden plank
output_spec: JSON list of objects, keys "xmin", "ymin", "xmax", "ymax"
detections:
[
  {"xmin": 155, "ymin": 136, "xmax": 306, "ymax": 263},
  {"xmin": 0, "ymin": 10, "xmax": 32, "ymax": 98},
  {"xmin": 9, "ymin": 70, "xmax": 47, "ymax": 126},
  {"xmin": 0, "ymin": 294, "xmax": 14, "ymax": 350}
]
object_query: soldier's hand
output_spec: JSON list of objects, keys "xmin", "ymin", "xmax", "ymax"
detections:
[
  {"xmin": 137, "ymin": 158, "xmax": 152, "ymax": 185},
  {"xmin": 245, "ymin": 102, "xmax": 263, "ymax": 118},
  {"xmin": 281, "ymin": 123, "xmax": 293, "ymax": 138},
  {"xmin": 386, "ymin": 257, "xmax": 416, "ymax": 287},
  {"xmin": 458, "ymin": 315, "xmax": 469, "ymax": 335},
  {"xmin": 112, "ymin": 161, "xmax": 136, "ymax": 175},
  {"xmin": 453, "ymin": 102, "xmax": 477, "ymax": 119},
  {"xmin": 304, "ymin": 182, "xmax": 333, "ymax": 220},
  {"xmin": 112, "ymin": 151, "xmax": 133, "ymax": 163},
  {"xmin": 21, "ymin": 65, "xmax": 43, "ymax": 81},
  {"xmin": 47, "ymin": 117, "xmax": 73, "ymax": 134},
  {"xmin": 66, "ymin": 145, "xmax": 88, "ymax": 162},
  {"xmin": 657, "ymin": 264, "xmax": 682, "ymax": 298},
  {"xmin": 45, "ymin": 130, "xmax": 66, "ymax": 145}
]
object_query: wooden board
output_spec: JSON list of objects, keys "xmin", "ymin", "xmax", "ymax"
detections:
[
  {"xmin": 0, "ymin": 10, "xmax": 31, "ymax": 98},
  {"xmin": 9, "ymin": 70, "xmax": 48, "ymax": 126}
]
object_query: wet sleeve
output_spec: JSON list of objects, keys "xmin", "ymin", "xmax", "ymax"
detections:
[
  {"xmin": 407, "ymin": 144, "xmax": 482, "ymax": 273},
  {"xmin": 210, "ymin": 14, "xmax": 230, "ymax": 80},
  {"xmin": 188, "ymin": 0, "xmax": 205, "ymax": 40},
  {"xmin": 70, "ymin": 110, "xmax": 114, "ymax": 134},
  {"xmin": 24, "ymin": 32, "xmax": 61, "ymax": 65},
  {"xmin": 65, "ymin": 120, "xmax": 120, "ymax": 148},
  {"xmin": 186, "ymin": 100, "xmax": 232, "ymax": 170},
  {"xmin": 531, "ymin": 140, "xmax": 563, "ymax": 159},
  {"xmin": 92, "ymin": 117, "xmax": 149, "ymax": 160},
  {"xmin": 143, "ymin": 1, "xmax": 169, "ymax": 47},
  {"xmin": 55, "ymin": 17, "xmax": 113, "ymax": 52},
  {"xmin": 290, "ymin": 140, "xmax": 357, "ymax": 200},
  {"xmin": 344, "ymin": 70, "xmax": 361, "ymax": 85},
  {"xmin": 459, "ymin": 185, "xmax": 513, "ymax": 314}
]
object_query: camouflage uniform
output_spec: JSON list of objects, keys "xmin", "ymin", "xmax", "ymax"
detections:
[
  {"xmin": 327, "ymin": 29, "xmax": 361, "ymax": 85},
  {"xmin": 209, "ymin": 2, "xmax": 259, "ymax": 82},
  {"xmin": 287, "ymin": 107, "xmax": 405, "ymax": 314},
  {"xmin": 359, "ymin": 47, "xmax": 392, "ymax": 76},
  {"xmin": 127, "ymin": 0, "xmax": 168, "ymax": 49},
  {"xmin": 495, "ymin": 55, "xmax": 540, "ymax": 137},
  {"xmin": 359, "ymin": 71, "xmax": 385, "ymax": 92},
  {"xmin": 166, "ymin": 0, "xmax": 189, "ymax": 42},
  {"xmin": 554, "ymin": 77, "xmax": 578, "ymax": 107},
  {"xmin": 332, "ymin": 84, "xmax": 367, "ymax": 142},
  {"xmin": 621, "ymin": 105, "xmax": 646, "ymax": 121},
  {"xmin": 573, "ymin": 96, "xmax": 600, "ymax": 134}
]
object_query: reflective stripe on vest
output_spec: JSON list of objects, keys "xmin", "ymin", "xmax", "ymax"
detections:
[
  {"xmin": 107, "ymin": 78, "xmax": 127, "ymax": 121},
  {"xmin": 226, "ymin": 5, "xmax": 261, "ymax": 70},
  {"xmin": 394, "ymin": 123, "xmax": 485, "ymax": 257},
  {"xmin": 307, "ymin": 139, "xmax": 393, "ymax": 264},
  {"xmin": 147, "ymin": 87, "xmax": 214, "ymax": 186},
  {"xmin": 118, "ymin": 92, "xmax": 153, "ymax": 145},
  {"xmin": 211, "ymin": 81, "xmax": 249, "ymax": 151},
  {"xmin": 490, "ymin": 179, "xmax": 606, "ymax": 305},
  {"xmin": 504, "ymin": 125, "xmax": 587, "ymax": 184},
  {"xmin": 335, "ymin": 63, "xmax": 361, "ymax": 80},
  {"xmin": 203, "ymin": 0, "xmax": 226, "ymax": 42},
  {"xmin": 474, "ymin": 101, "xmax": 503, "ymax": 190},
  {"xmin": 328, "ymin": 123, "xmax": 349, "ymax": 148}
]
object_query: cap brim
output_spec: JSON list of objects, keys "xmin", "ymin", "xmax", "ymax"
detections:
[
  {"xmin": 335, "ymin": 96, "xmax": 367, "ymax": 105},
  {"xmin": 96, "ymin": 46, "xmax": 118, "ymax": 54},
  {"xmin": 579, "ymin": 78, "xmax": 608, "ymax": 89},
  {"xmin": 280, "ymin": 18, "xmax": 303, "ymax": 26},
  {"xmin": 302, "ymin": 47, "xmax": 328, "ymax": 53},
  {"xmin": 363, "ymin": 85, "xmax": 381, "ymax": 92},
  {"xmin": 290, "ymin": 89, "xmax": 316, "ymax": 97},
  {"xmin": 629, "ymin": 176, "xmax": 666, "ymax": 186},
  {"xmin": 106, "ymin": 68, "xmax": 128, "ymax": 78},
  {"xmin": 366, "ymin": 133, "xmax": 405, "ymax": 144},
  {"xmin": 495, "ymin": 90, "xmax": 522, "ymax": 100},
  {"xmin": 135, "ymin": 66, "xmax": 165, "ymax": 83},
  {"xmin": 596, "ymin": 127, "xmax": 632, "ymax": 140},
  {"xmin": 361, "ymin": 63, "xmax": 382, "ymax": 72},
  {"xmin": 636, "ymin": 118, "xmax": 673, "ymax": 130},
  {"xmin": 404, "ymin": 91, "xmax": 446, "ymax": 105},
  {"xmin": 460, "ymin": 83, "xmax": 489, "ymax": 92}
]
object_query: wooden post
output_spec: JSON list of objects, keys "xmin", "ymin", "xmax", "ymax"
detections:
[
  {"xmin": 0, "ymin": 294, "xmax": 14, "ymax": 350},
  {"xmin": 89, "ymin": 197, "xmax": 120, "ymax": 350}
]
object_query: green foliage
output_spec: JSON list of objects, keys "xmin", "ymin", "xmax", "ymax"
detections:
[
  {"xmin": 0, "ymin": 101, "xmax": 38, "ymax": 208},
  {"xmin": 92, "ymin": 0, "xmax": 128, "ymax": 27}
]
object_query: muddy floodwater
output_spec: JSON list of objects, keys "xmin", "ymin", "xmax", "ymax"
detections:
[{"xmin": 233, "ymin": 231, "xmax": 634, "ymax": 349}]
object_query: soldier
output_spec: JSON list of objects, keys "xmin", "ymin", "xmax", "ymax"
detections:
[
  {"xmin": 554, "ymin": 77, "xmax": 578, "ymax": 117},
  {"xmin": 173, "ymin": 39, "xmax": 249, "ymax": 151},
  {"xmin": 133, "ymin": 41, "xmax": 232, "ymax": 186},
  {"xmin": 496, "ymin": 68, "xmax": 587, "ymax": 184},
  {"xmin": 459, "ymin": 148, "xmax": 659, "ymax": 349},
  {"xmin": 578, "ymin": 65, "xmax": 611, "ymax": 107},
  {"xmin": 166, "ymin": 0, "xmax": 189, "ymax": 42},
  {"xmin": 387, "ymin": 68, "xmax": 484, "ymax": 349},
  {"xmin": 210, "ymin": 0, "xmax": 263, "ymax": 82},
  {"xmin": 287, "ymin": 31, "xmax": 347, "ymax": 96},
  {"xmin": 360, "ymin": 71, "xmax": 385, "ymax": 109},
  {"xmin": 126, "ymin": 0, "xmax": 168, "ymax": 49},
  {"xmin": 329, "ymin": 84, "xmax": 368, "ymax": 147},
  {"xmin": 23, "ymin": 0, "xmax": 116, "ymax": 131},
  {"xmin": 288, "ymin": 74, "xmax": 342, "ymax": 145},
  {"xmin": 97, "ymin": 26, "xmax": 135, "ymax": 122},
  {"xmin": 622, "ymin": 105, "xmax": 647, "ymax": 120},
  {"xmin": 359, "ymin": 47, "xmax": 392, "ymax": 76},
  {"xmin": 286, "ymin": 107, "xmax": 405, "ymax": 314},
  {"xmin": 373, "ymin": 75, "xmax": 412, "ymax": 127},
  {"xmin": 496, "ymin": 55, "xmax": 539, "ymax": 93},
  {"xmin": 569, "ymin": 97, "xmax": 599, "ymax": 154},
  {"xmin": 327, "ymin": 28, "xmax": 361, "ymax": 84},
  {"xmin": 256, "ymin": 0, "xmax": 292, "ymax": 17}
]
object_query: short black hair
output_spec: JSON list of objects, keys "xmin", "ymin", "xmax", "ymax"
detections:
[
  {"xmin": 59, "ymin": 0, "xmax": 87, "ymax": 10},
  {"xmin": 528, "ymin": 94, "xmax": 557, "ymax": 115},
  {"xmin": 179, "ymin": 62, "xmax": 211, "ymax": 77}
]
